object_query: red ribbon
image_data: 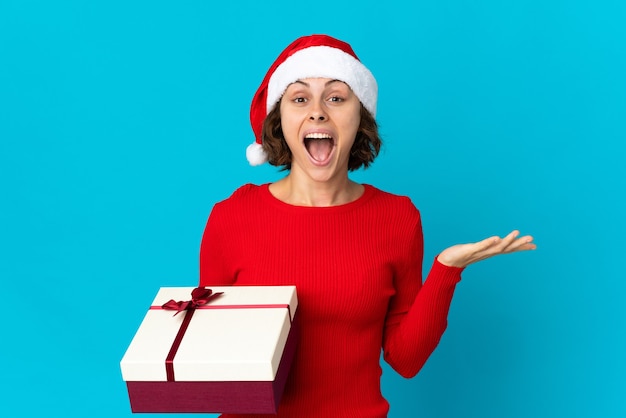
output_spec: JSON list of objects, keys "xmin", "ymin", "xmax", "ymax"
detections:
[
  {"xmin": 161, "ymin": 287, "xmax": 223, "ymax": 316},
  {"xmin": 157, "ymin": 287, "xmax": 222, "ymax": 381}
]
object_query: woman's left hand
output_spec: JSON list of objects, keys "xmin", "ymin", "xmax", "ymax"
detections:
[{"xmin": 437, "ymin": 230, "xmax": 536, "ymax": 268}]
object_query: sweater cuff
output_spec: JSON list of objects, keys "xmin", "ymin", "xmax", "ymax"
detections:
[{"xmin": 428, "ymin": 255, "xmax": 464, "ymax": 285}]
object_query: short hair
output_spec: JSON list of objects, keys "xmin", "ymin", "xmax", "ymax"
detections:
[{"xmin": 261, "ymin": 102, "xmax": 382, "ymax": 171}]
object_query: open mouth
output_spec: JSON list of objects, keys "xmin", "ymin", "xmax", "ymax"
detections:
[{"xmin": 304, "ymin": 133, "xmax": 335, "ymax": 163}]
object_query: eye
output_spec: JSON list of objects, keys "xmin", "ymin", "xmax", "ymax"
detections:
[
  {"xmin": 328, "ymin": 96, "xmax": 344, "ymax": 102},
  {"xmin": 293, "ymin": 97, "xmax": 307, "ymax": 103}
]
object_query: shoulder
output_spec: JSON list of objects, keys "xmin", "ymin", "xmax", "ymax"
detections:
[
  {"xmin": 217, "ymin": 183, "xmax": 267, "ymax": 205},
  {"xmin": 364, "ymin": 185, "xmax": 421, "ymax": 218},
  {"xmin": 208, "ymin": 183, "xmax": 268, "ymax": 218},
  {"xmin": 361, "ymin": 186, "xmax": 423, "ymax": 249}
]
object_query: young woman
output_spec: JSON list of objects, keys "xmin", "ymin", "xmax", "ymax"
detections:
[{"xmin": 199, "ymin": 34, "xmax": 535, "ymax": 418}]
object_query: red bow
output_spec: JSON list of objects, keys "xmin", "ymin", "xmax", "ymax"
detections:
[{"xmin": 161, "ymin": 287, "xmax": 223, "ymax": 316}]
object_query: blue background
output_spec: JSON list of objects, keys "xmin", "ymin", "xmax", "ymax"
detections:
[{"xmin": 1, "ymin": 1, "xmax": 624, "ymax": 417}]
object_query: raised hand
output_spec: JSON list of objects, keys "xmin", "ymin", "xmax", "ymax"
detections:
[{"xmin": 437, "ymin": 230, "xmax": 536, "ymax": 268}]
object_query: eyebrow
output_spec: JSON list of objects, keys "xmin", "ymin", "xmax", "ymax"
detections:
[{"xmin": 292, "ymin": 79, "xmax": 345, "ymax": 87}]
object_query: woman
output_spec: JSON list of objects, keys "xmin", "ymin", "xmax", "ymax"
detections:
[{"xmin": 200, "ymin": 34, "xmax": 535, "ymax": 417}]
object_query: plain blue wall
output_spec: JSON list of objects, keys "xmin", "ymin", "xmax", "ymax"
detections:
[{"xmin": 1, "ymin": 1, "xmax": 624, "ymax": 417}]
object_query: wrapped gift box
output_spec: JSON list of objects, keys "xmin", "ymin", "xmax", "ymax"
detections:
[{"xmin": 120, "ymin": 285, "xmax": 299, "ymax": 414}]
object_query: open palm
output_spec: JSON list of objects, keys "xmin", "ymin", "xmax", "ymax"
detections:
[{"xmin": 437, "ymin": 230, "xmax": 536, "ymax": 268}]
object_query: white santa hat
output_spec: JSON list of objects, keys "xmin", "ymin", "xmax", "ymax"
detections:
[{"xmin": 247, "ymin": 34, "xmax": 378, "ymax": 166}]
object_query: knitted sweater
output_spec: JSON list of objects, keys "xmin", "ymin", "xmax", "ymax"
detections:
[{"xmin": 199, "ymin": 183, "xmax": 463, "ymax": 417}]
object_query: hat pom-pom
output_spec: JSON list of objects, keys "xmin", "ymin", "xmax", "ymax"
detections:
[{"xmin": 246, "ymin": 142, "xmax": 268, "ymax": 166}]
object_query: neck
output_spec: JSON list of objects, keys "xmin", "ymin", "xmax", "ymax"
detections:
[{"xmin": 269, "ymin": 172, "xmax": 363, "ymax": 207}]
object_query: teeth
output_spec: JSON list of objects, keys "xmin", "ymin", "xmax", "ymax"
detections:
[{"xmin": 305, "ymin": 133, "xmax": 332, "ymax": 139}]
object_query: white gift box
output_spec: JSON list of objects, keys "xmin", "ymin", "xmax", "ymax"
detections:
[{"xmin": 120, "ymin": 285, "xmax": 299, "ymax": 413}]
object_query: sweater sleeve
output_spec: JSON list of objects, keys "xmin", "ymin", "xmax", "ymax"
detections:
[
  {"xmin": 199, "ymin": 201, "xmax": 237, "ymax": 286},
  {"xmin": 382, "ymin": 213, "xmax": 463, "ymax": 378}
]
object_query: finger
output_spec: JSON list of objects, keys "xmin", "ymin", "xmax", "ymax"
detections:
[
  {"xmin": 508, "ymin": 235, "xmax": 536, "ymax": 252},
  {"xmin": 482, "ymin": 231, "xmax": 530, "ymax": 258},
  {"xmin": 496, "ymin": 234, "xmax": 535, "ymax": 255},
  {"xmin": 503, "ymin": 230, "xmax": 520, "ymax": 245},
  {"xmin": 477, "ymin": 235, "xmax": 504, "ymax": 251},
  {"xmin": 491, "ymin": 230, "xmax": 519, "ymax": 253}
]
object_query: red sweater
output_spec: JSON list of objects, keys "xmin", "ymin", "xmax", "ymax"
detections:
[{"xmin": 200, "ymin": 184, "xmax": 463, "ymax": 417}]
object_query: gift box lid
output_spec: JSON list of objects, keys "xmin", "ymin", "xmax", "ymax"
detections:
[{"xmin": 120, "ymin": 285, "xmax": 298, "ymax": 382}]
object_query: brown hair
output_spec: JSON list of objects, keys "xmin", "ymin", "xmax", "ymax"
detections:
[{"xmin": 261, "ymin": 102, "xmax": 382, "ymax": 171}]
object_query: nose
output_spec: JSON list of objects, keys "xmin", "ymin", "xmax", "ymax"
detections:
[
  {"xmin": 308, "ymin": 101, "xmax": 327, "ymax": 121},
  {"xmin": 309, "ymin": 113, "xmax": 325, "ymax": 121}
]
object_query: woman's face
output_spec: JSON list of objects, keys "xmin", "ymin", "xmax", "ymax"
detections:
[{"xmin": 279, "ymin": 77, "xmax": 361, "ymax": 183}]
